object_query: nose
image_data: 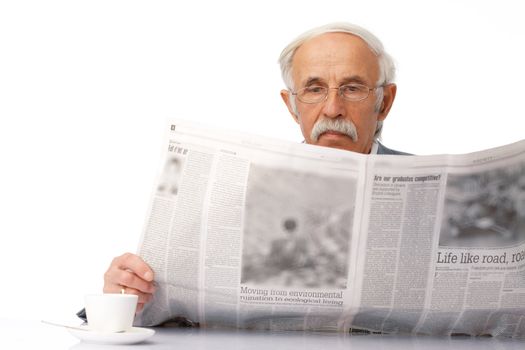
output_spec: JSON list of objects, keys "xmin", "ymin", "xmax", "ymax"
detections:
[{"xmin": 321, "ymin": 88, "xmax": 346, "ymax": 119}]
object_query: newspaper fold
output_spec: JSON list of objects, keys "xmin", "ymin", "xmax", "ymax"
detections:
[{"xmin": 135, "ymin": 120, "xmax": 525, "ymax": 338}]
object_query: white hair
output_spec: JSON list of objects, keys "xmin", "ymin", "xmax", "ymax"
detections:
[{"xmin": 278, "ymin": 22, "xmax": 396, "ymax": 139}]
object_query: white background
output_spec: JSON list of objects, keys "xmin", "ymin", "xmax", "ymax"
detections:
[{"xmin": 0, "ymin": 0, "xmax": 523, "ymax": 321}]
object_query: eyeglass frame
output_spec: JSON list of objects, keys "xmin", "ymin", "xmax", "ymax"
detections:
[{"xmin": 290, "ymin": 83, "xmax": 385, "ymax": 104}]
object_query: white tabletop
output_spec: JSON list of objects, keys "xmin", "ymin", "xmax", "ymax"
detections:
[{"xmin": 2, "ymin": 318, "xmax": 523, "ymax": 350}]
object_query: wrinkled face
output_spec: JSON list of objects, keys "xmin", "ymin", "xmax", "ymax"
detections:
[{"xmin": 281, "ymin": 33, "xmax": 396, "ymax": 154}]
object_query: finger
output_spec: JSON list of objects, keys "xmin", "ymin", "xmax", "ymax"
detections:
[
  {"xmin": 115, "ymin": 253, "xmax": 154, "ymax": 282},
  {"xmin": 136, "ymin": 303, "xmax": 145, "ymax": 313},
  {"xmin": 105, "ymin": 268, "xmax": 156, "ymax": 294}
]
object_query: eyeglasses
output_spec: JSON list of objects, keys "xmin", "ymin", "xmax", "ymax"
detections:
[{"xmin": 291, "ymin": 83, "xmax": 382, "ymax": 104}]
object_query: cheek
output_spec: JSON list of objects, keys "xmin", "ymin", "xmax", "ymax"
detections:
[
  {"xmin": 296, "ymin": 106, "xmax": 319, "ymax": 133},
  {"xmin": 349, "ymin": 105, "xmax": 378, "ymax": 131}
]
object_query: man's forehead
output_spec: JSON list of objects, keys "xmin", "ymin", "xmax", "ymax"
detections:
[{"xmin": 291, "ymin": 32, "xmax": 380, "ymax": 85}]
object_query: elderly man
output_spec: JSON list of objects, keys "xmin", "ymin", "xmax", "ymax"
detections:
[
  {"xmin": 97, "ymin": 22, "xmax": 407, "ymax": 315},
  {"xmin": 279, "ymin": 23, "xmax": 407, "ymax": 155}
]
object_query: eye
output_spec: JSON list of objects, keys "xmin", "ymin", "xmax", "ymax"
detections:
[
  {"xmin": 304, "ymin": 86, "xmax": 326, "ymax": 94},
  {"xmin": 341, "ymin": 84, "xmax": 363, "ymax": 93}
]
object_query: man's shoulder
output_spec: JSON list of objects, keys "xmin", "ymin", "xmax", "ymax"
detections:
[{"xmin": 376, "ymin": 142, "xmax": 412, "ymax": 156}]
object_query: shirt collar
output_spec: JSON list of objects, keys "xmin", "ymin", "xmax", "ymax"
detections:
[{"xmin": 369, "ymin": 140, "xmax": 379, "ymax": 155}]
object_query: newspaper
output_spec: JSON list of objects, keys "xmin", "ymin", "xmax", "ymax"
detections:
[{"xmin": 135, "ymin": 120, "xmax": 525, "ymax": 338}]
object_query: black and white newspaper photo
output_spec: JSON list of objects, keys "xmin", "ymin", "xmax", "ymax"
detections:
[{"xmin": 241, "ymin": 164, "xmax": 354, "ymax": 289}]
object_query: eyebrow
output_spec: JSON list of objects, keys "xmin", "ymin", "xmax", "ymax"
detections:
[
  {"xmin": 302, "ymin": 75, "xmax": 370, "ymax": 87},
  {"xmin": 304, "ymin": 77, "xmax": 325, "ymax": 87},
  {"xmin": 340, "ymin": 75, "xmax": 369, "ymax": 85}
]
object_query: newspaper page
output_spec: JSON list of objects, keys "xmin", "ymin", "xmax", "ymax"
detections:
[
  {"xmin": 351, "ymin": 142, "xmax": 525, "ymax": 337},
  {"xmin": 136, "ymin": 120, "xmax": 368, "ymax": 331},
  {"xmin": 135, "ymin": 120, "xmax": 525, "ymax": 338}
]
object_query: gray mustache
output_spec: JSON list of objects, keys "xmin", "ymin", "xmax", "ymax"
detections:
[{"xmin": 311, "ymin": 118, "xmax": 358, "ymax": 142}]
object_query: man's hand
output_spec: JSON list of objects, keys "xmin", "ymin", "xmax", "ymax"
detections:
[{"xmin": 103, "ymin": 253, "xmax": 156, "ymax": 313}]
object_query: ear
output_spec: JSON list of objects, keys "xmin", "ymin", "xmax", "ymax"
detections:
[
  {"xmin": 280, "ymin": 89, "xmax": 300, "ymax": 124},
  {"xmin": 377, "ymin": 83, "xmax": 397, "ymax": 121}
]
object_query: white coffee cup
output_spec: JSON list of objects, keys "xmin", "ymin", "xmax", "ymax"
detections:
[{"xmin": 84, "ymin": 293, "xmax": 138, "ymax": 332}]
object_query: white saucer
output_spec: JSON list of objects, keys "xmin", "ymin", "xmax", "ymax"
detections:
[{"xmin": 67, "ymin": 325, "xmax": 155, "ymax": 345}]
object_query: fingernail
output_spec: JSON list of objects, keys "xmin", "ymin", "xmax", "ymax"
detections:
[{"xmin": 144, "ymin": 271, "xmax": 153, "ymax": 281}]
